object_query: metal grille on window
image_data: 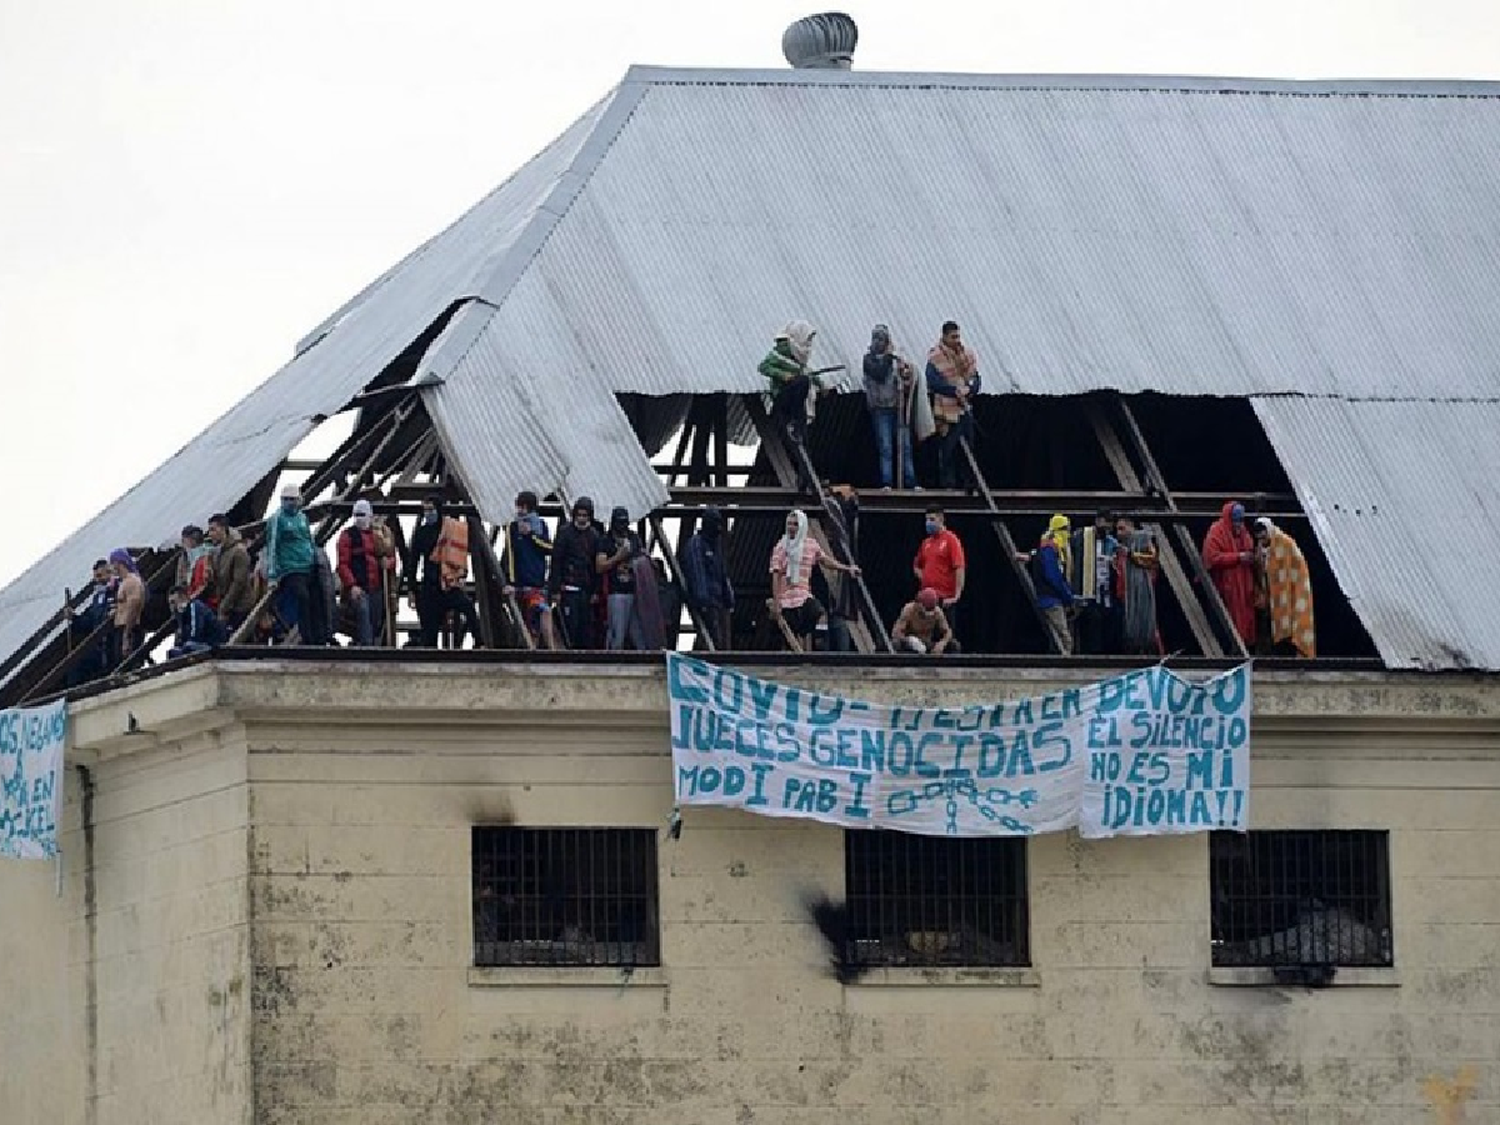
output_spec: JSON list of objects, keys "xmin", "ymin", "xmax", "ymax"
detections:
[
  {"xmin": 844, "ymin": 831, "xmax": 1029, "ymax": 968},
  {"xmin": 472, "ymin": 827, "xmax": 660, "ymax": 967},
  {"xmin": 1210, "ymin": 830, "xmax": 1393, "ymax": 967}
]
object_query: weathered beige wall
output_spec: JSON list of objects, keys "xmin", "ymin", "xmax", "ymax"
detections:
[
  {"xmin": 8, "ymin": 661, "xmax": 1497, "ymax": 1124},
  {"xmin": 228, "ymin": 662, "xmax": 1500, "ymax": 1125},
  {"xmin": 0, "ymin": 686, "xmax": 254, "ymax": 1125}
]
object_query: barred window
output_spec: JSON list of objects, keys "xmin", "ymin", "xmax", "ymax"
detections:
[
  {"xmin": 472, "ymin": 827, "xmax": 660, "ymax": 967},
  {"xmin": 844, "ymin": 831, "xmax": 1029, "ymax": 968},
  {"xmin": 1210, "ymin": 830, "xmax": 1393, "ymax": 968}
]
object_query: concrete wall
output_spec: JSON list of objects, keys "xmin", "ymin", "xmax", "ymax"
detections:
[
  {"xmin": 0, "ymin": 693, "xmax": 253, "ymax": 1125},
  {"xmin": 232, "ymin": 662, "xmax": 1500, "ymax": 1125},
  {"xmin": 7, "ymin": 660, "xmax": 1498, "ymax": 1124}
]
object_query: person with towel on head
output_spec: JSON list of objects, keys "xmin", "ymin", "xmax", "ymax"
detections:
[
  {"xmin": 337, "ymin": 498, "xmax": 395, "ymax": 646},
  {"xmin": 1254, "ymin": 516, "xmax": 1316, "ymax": 658},
  {"xmin": 1031, "ymin": 514, "xmax": 1077, "ymax": 655},
  {"xmin": 1202, "ymin": 501, "xmax": 1257, "ymax": 650},
  {"xmin": 759, "ymin": 321, "xmax": 824, "ymax": 491},
  {"xmin": 768, "ymin": 509, "xmax": 861, "ymax": 650}
]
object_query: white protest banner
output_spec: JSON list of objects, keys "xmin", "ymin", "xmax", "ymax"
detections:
[
  {"xmin": 667, "ymin": 654, "xmax": 1250, "ymax": 838},
  {"xmin": 0, "ymin": 700, "xmax": 68, "ymax": 860}
]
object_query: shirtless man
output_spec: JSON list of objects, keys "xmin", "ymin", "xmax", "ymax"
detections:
[{"xmin": 892, "ymin": 588, "xmax": 958, "ymax": 655}]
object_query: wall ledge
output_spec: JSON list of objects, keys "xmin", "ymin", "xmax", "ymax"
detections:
[
  {"xmin": 1207, "ymin": 966, "xmax": 1400, "ymax": 988},
  {"xmin": 467, "ymin": 965, "xmax": 667, "ymax": 989},
  {"xmin": 848, "ymin": 967, "xmax": 1040, "ymax": 988}
]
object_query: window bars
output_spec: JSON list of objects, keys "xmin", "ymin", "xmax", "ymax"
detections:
[
  {"xmin": 844, "ymin": 831, "xmax": 1029, "ymax": 968},
  {"xmin": 1210, "ymin": 830, "xmax": 1393, "ymax": 968},
  {"xmin": 472, "ymin": 827, "xmax": 660, "ymax": 967}
]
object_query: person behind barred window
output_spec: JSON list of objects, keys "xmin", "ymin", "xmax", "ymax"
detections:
[
  {"xmin": 501, "ymin": 490, "xmax": 559, "ymax": 650},
  {"xmin": 892, "ymin": 588, "xmax": 958, "ymax": 655},
  {"xmin": 167, "ymin": 582, "xmax": 226, "ymax": 660},
  {"xmin": 768, "ymin": 509, "xmax": 861, "ymax": 650}
]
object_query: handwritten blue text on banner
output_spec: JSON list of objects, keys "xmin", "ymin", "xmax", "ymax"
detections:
[
  {"xmin": 666, "ymin": 654, "xmax": 1250, "ymax": 838},
  {"xmin": 0, "ymin": 700, "xmax": 67, "ymax": 860}
]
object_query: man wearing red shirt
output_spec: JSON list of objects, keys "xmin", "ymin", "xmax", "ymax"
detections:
[{"xmin": 913, "ymin": 505, "xmax": 967, "ymax": 639}]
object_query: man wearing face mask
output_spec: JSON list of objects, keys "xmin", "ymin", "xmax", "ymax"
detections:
[
  {"xmin": 338, "ymin": 499, "xmax": 394, "ymax": 646},
  {"xmin": 264, "ymin": 484, "xmax": 316, "ymax": 643},
  {"xmin": 596, "ymin": 507, "xmax": 647, "ymax": 651},
  {"xmin": 549, "ymin": 497, "xmax": 604, "ymax": 648},
  {"xmin": 912, "ymin": 505, "xmax": 967, "ymax": 643},
  {"xmin": 681, "ymin": 507, "xmax": 734, "ymax": 651}
]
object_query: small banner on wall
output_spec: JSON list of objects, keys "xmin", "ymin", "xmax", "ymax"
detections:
[
  {"xmin": 666, "ymin": 654, "xmax": 1251, "ymax": 838},
  {"xmin": 0, "ymin": 700, "xmax": 67, "ymax": 860}
]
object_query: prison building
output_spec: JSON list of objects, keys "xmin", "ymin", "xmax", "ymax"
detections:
[{"xmin": 2, "ymin": 22, "xmax": 1500, "ymax": 1125}]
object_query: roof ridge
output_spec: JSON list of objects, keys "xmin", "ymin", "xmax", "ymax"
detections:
[{"xmin": 622, "ymin": 65, "xmax": 1500, "ymax": 98}]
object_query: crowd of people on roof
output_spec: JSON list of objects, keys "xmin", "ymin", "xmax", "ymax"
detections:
[{"xmin": 58, "ymin": 322, "xmax": 1317, "ymax": 682}]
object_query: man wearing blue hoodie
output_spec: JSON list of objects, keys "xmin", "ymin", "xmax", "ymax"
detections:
[{"xmin": 1031, "ymin": 514, "xmax": 1077, "ymax": 655}]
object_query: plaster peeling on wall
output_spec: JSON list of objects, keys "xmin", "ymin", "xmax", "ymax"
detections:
[{"xmin": 1424, "ymin": 1066, "xmax": 1478, "ymax": 1124}]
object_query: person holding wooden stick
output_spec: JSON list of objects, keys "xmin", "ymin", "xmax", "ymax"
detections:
[{"xmin": 768, "ymin": 509, "xmax": 861, "ymax": 652}]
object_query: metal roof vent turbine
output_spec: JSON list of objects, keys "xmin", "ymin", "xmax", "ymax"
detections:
[{"xmin": 782, "ymin": 12, "xmax": 858, "ymax": 70}]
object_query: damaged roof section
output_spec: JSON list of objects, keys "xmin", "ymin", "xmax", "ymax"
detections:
[
  {"xmin": 3, "ymin": 67, "xmax": 1499, "ymax": 674},
  {"xmin": 1252, "ymin": 397, "xmax": 1500, "ymax": 672}
]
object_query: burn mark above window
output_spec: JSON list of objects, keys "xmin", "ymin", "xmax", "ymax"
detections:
[
  {"xmin": 472, "ymin": 827, "xmax": 660, "ymax": 968},
  {"xmin": 843, "ymin": 830, "xmax": 1029, "ymax": 969},
  {"xmin": 1210, "ymin": 830, "xmax": 1393, "ymax": 969}
]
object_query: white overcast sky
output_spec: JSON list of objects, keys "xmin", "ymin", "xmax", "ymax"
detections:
[{"xmin": 1, "ymin": 0, "xmax": 1497, "ymax": 588}]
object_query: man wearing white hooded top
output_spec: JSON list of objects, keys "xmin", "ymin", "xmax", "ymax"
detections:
[
  {"xmin": 337, "ymin": 498, "xmax": 394, "ymax": 646},
  {"xmin": 768, "ymin": 509, "xmax": 861, "ymax": 650}
]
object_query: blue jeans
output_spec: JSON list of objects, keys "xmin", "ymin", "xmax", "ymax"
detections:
[
  {"xmin": 871, "ymin": 409, "xmax": 915, "ymax": 488},
  {"xmin": 350, "ymin": 588, "xmax": 387, "ymax": 646}
]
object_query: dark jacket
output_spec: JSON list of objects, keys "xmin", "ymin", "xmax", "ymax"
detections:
[
  {"xmin": 176, "ymin": 599, "xmax": 225, "ymax": 649},
  {"xmin": 862, "ymin": 351, "xmax": 903, "ymax": 411},
  {"xmin": 214, "ymin": 532, "xmax": 256, "ymax": 616},
  {"xmin": 1032, "ymin": 540, "xmax": 1075, "ymax": 610},
  {"xmin": 681, "ymin": 533, "xmax": 734, "ymax": 611},
  {"xmin": 549, "ymin": 521, "xmax": 602, "ymax": 597},
  {"xmin": 407, "ymin": 514, "xmax": 443, "ymax": 588},
  {"xmin": 502, "ymin": 514, "xmax": 554, "ymax": 589}
]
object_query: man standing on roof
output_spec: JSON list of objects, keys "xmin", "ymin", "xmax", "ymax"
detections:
[
  {"xmin": 176, "ymin": 525, "xmax": 217, "ymax": 607},
  {"xmin": 549, "ymin": 497, "xmax": 604, "ymax": 649},
  {"xmin": 597, "ymin": 507, "xmax": 647, "ymax": 651},
  {"xmin": 501, "ymin": 490, "xmax": 558, "ymax": 650},
  {"xmin": 760, "ymin": 321, "xmax": 823, "ymax": 491},
  {"xmin": 1202, "ymin": 501, "xmax": 1257, "ymax": 650},
  {"xmin": 264, "ymin": 484, "xmax": 316, "ymax": 643},
  {"xmin": 207, "ymin": 514, "xmax": 255, "ymax": 638},
  {"xmin": 926, "ymin": 320, "xmax": 981, "ymax": 491},
  {"xmin": 1032, "ymin": 514, "xmax": 1077, "ymax": 655},
  {"xmin": 1254, "ymin": 517, "xmax": 1316, "ymax": 658},
  {"xmin": 863, "ymin": 325, "xmax": 918, "ymax": 491},
  {"xmin": 109, "ymin": 548, "xmax": 145, "ymax": 667},
  {"xmin": 913, "ymin": 505, "xmax": 967, "ymax": 644},
  {"xmin": 337, "ymin": 499, "xmax": 395, "ymax": 647},
  {"xmin": 769, "ymin": 509, "xmax": 861, "ymax": 651},
  {"xmin": 406, "ymin": 494, "xmax": 479, "ymax": 648},
  {"xmin": 681, "ymin": 507, "xmax": 734, "ymax": 651},
  {"xmin": 67, "ymin": 559, "xmax": 116, "ymax": 686},
  {"xmin": 1071, "ymin": 510, "xmax": 1120, "ymax": 655}
]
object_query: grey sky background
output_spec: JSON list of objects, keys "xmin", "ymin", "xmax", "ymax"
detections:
[{"xmin": 1, "ymin": 0, "xmax": 1496, "ymax": 589}]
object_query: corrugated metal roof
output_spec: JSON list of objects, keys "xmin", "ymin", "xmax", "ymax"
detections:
[
  {"xmin": 0, "ymin": 93, "xmax": 615, "ymax": 678},
  {"xmin": 1251, "ymin": 396, "xmax": 1500, "ymax": 671},
  {"xmin": 438, "ymin": 67, "xmax": 1500, "ymax": 403},
  {"xmin": 6, "ymin": 66, "xmax": 1500, "ymax": 676}
]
